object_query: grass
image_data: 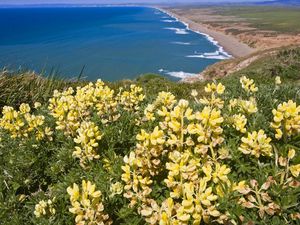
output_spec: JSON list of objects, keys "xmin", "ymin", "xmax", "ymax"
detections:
[
  {"xmin": 0, "ymin": 69, "xmax": 87, "ymax": 109},
  {"xmin": 217, "ymin": 6, "xmax": 300, "ymax": 33}
]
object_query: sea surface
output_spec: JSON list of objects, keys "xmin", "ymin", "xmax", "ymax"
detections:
[{"xmin": 0, "ymin": 6, "xmax": 230, "ymax": 81}]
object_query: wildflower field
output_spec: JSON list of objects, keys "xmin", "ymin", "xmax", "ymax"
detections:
[{"xmin": 0, "ymin": 49, "xmax": 300, "ymax": 225}]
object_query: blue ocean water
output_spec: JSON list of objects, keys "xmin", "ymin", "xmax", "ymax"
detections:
[{"xmin": 0, "ymin": 6, "xmax": 229, "ymax": 81}]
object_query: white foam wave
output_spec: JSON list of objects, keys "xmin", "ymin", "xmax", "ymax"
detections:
[
  {"xmin": 164, "ymin": 27, "xmax": 189, "ymax": 35},
  {"xmin": 156, "ymin": 7, "xmax": 232, "ymax": 59},
  {"xmin": 194, "ymin": 31, "xmax": 232, "ymax": 58},
  {"xmin": 171, "ymin": 41, "xmax": 191, "ymax": 45},
  {"xmin": 186, "ymin": 51, "xmax": 229, "ymax": 60},
  {"xmin": 161, "ymin": 19, "xmax": 176, "ymax": 23},
  {"xmin": 159, "ymin": 69, "xmax": 197, "ymax": 78},
  {"xmin": 187, "ymin": 55, "xmax": 228, "ymax": 60}
]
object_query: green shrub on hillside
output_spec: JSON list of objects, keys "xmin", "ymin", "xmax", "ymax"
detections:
[{"xmin": 0, "ymin": 73, "xmax": 299, "ymax": 225}]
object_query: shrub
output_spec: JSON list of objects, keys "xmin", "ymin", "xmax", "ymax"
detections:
[{"xmin": 0, "ymin": 75, "xmax": 299, "ymax": 225}]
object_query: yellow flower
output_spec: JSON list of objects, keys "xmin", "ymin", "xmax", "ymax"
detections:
[
  {"xmin": 216, "ymin": 83, "xmax": 225, "ymax": 95},
  {"xmin": 34, "ymin": 102, "xmax": 42, "ymax": 109},
  {"xmin": 240, "ymin": 76, "xmax": 258, "ymax": 93},
  {"xmin": 0, "ymin": 104, "xmax": 51, "ymax": 140},
  {"xmin": 288, "ymin": 149, "xmax": 296, "ymax": 160},
  {"xmin": 34, "ymin": 200, "xmax": 47, "ymax": 218},
  {"xmin": 290, "ymin": 164, "xmax": 300, "ymax": 177},
  {"xmin": 191, "ymin": 89, "xmax": 198, "ymax": 97},
  {"xmin": 204, "ymin": 82, "xmax": 225, "ymax": 95},
  {"xmin": 67, "ymin": 180, "xmax": 112, "ymax": 225},
  {"xmin": 239, "ymin": 130, "xmax": 272, "ymax": 158},
  {"xmin": 34, "ymin": 198, "xmax": 56, "ymax": 218},
  {"xmin": 232, "ymin": 114, "xmax": 247, "ymax": 133},
  {"xmin": 19, "ymin": 103, "xmax": 31, "ymax": 114},
  {"xmin": 271, "ymin": 100, "xmax": 300, "ymax": 139},
  {"xmin": 275, "ymin": 76, "xmax": 281, "ymax": 85},
  {"xmin": 49, "ymin": 80, "xmax": 126, "ymax": 136},
  {"xmin": 212, "ymin": 163, "xmax": 231, "ymax": 184},
  {"xmin": 239, "ymin": 98, "xmax": 258, "ymax": 114},
  {"xmin": 228, "ymin": 98, "xmax": 258, "ymax": 115},
  {"xmin": 228, "ymin": 99, "xmax": 238, "ymax": 111},
  {"xmin": 232, "ymin": 180, "xmax": 249, "ymax": 193},
  {"xmin": 110, "ymin": 182, "xmax": 123, "ymax": 197},
  {"xmin": 121, "ymin": 90, "xmax": 231, "ymax": 224},
  {"xmin": 199, "ymin": 82, "xmax": 225, "ymax": 108},
  {"xmin": 117, "ymin": 84, "xmax": 145, "ymax": 113},
  {"xmin": 67, "ymin": 183, "xmax": 80, "ymax": 203},
  {"xmin": 73, "ymin": 121, "xmax": 102, "ymax": 167}
]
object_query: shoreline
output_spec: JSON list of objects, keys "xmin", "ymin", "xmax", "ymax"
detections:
[
  {"xmin": 157, "ymin": 7, "xmax": 232, "ymax": 59},
  {"xmin": 158, "ymin": 7, "xmax": 256, "ymax": 58}
]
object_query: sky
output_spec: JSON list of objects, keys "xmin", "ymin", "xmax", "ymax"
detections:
[{"xmin": 0, "ymin": 0, "xmax": 275, "ymax": 5}]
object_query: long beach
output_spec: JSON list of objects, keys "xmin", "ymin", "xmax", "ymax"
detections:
[{"xmin": 160, "ymin": 7, "xmax": 256, "ymax": 58}]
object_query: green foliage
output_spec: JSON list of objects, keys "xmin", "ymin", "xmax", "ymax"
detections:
[
  {"xmin": 0, "ymin": 49, "xmax": 300, "ymax": 224},
  {"xmin": 0, "ymin": 69, "xmax": 86, "ymax": 109},
  {"xmin": 218, "ymin": 6, "xmax": 300, "ymax": 33}
]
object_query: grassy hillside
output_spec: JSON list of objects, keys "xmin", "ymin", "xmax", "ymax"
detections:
[
  {"xmin": 218, "ymin": 7, "xmax": 300, "ymax": 34},
  {"xmin": 185, "ymin": 46, "xmax": 300, "ymax": 82},
  {"xmin": 0, "ymin": 48, "xmax": 300, "ymax": 225},
  {"xmin": 1, "ymin": 47, "xmax": 300, "ymax": 109}
]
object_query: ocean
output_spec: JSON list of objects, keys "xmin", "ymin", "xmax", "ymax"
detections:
[{"xmin": 0, "ymin": 6, "xmax": 230, "ymax": 81}]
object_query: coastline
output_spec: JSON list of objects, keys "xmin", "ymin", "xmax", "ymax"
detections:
[{"xmin": 158, "ymin": 7, "xmax": 256, "ymax": 58}]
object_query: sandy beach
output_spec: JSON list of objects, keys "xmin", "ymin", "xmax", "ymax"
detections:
[{"xmin": 161, "ymin": 8, "xmax": 256, "ymax": 58}]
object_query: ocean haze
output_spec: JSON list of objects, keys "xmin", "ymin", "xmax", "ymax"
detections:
[{"xmin": 0, "ymin": 0, "xmax": 276, "ymax": 5}]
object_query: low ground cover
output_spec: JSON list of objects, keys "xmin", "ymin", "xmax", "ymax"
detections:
[{"xmin": 0, "ymin": 66, "xmax": 299, "ymax": 224}]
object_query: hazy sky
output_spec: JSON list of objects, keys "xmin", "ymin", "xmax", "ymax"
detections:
[{"xmin": 0, "ymin": 0, "xmax": 274, "ymax": 5}]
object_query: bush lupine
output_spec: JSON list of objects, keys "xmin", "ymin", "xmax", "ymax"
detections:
[
  {"xmin": 67, "ymin": 180, "xmax": 112, "ymax": 225},
  {"xmin": 0, "ymin": 76, "xmax": 299, "ymax": 225},
  {"xmin": 0, "ymin": 103, "xmax": 52, "ymax": 140}
]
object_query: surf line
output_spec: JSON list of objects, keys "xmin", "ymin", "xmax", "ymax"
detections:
[{"xmin": 154, "ymin": 7, "xmax": 232, "ymax": 59}]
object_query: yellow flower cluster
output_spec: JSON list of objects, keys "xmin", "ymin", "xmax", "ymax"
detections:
[
  {"xmin": 121, "ymin": 151, "xmax": 153, "ymax": 207},
  {"xmin": 240, "ymin": 76, "xmax": 258, "ymax": 93},
  {"xmin": 117, "ymin": 84, "xmax": 145, "ymax": 113},
  {"xmin": 271, "ymin": 100, "xmax": 300, "ymax": 140},
  {"xmin": 49, "ymin": 81, "xmax": 145, "ymax": 136},
  {"xmin": 73, "ymin": 121, "xmax": 102, "ymax": 167},
  {"xmin": 34, "ymin": 198, "xmax": 56, "ymax": 218},
  {"xmin": 239, "ymin": 130, "xmax": 272, "ymax": 158},
  {"xmin": 231, "ymin": 114, "xmax": 247, "ymax": 133},
  {"xmin": 193, "ymin": 82, "xmax": 225, "ymax": 108},
  {"xmin": 109, "ymin": 182, "xmax": 123, "ymax": 198},
  {"xmin": 67, "ymin": 180, "xmax": 112, "ymax": 225},
  {"xmin": 0, "ymin": 103, "xmax": 52, "ymax": 140},
  {"xmin": 204, "ymin": 83, "xmax": 225, "ymax": 94},
  {"xmin": 122, "ymin": 84, "xmax": 233, "ymax": 224},
  {"xmin": 48, "ymin": 81, "xmax": 145, "ymax": 167},
  {"xmin": 229, "ymin": 97, "xmax": 258, "ymax": 115},
  {"xmin": 84, "ymin": 80, "xmax": 119, "ymax": 124},
  {"xmin": 49, "ymin": 81, "xmax": 111, "ymax": 136},
  {"xmin": 48, "ymin": 87, "xmax": 82, "ymax": 136},
  {"xmin": 144, "ymin": 91, "xmax": 176, "ymax": 121}
]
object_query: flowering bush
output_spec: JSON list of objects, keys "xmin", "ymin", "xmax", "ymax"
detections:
[
  {"xmin": 67, "ymin": 180, "xmax": 112, "ymax": 225},
  {"xmin": 0, "ymin": 75, "xmax": 299, "ymax": 225}
]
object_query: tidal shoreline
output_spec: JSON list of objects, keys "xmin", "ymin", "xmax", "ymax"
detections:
[{"xmin": 158, "ymin": 7, "xmax": 256, "ymax": 58}]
